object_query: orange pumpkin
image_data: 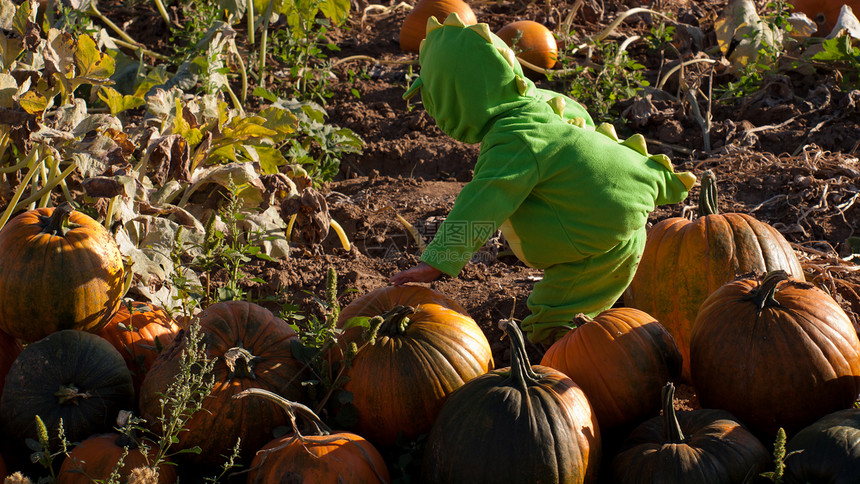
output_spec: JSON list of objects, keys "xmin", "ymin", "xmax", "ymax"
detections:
[
  {"xmin": 0, "ymin": 202, "xmax": 125, "ymax": 342},
  {"xmin": 540, "ymin": 308, "xmax": 682, "ymax": 430},
  {"xmin": 58, "ymin": 433, "xmax": 177, "ymax": 484},
  {"xmin": 792, "ymin": 0, "xmax": 860, "ymax": 34},
  {"xmin": 399, "ymin": 0, "xmax": 477, "ymax": 51},
  {"xmin": 332, "ymin": 285, "xmax": 493, "ymax": 446},
  {"xmin": 691, "ymin": 270, "xmax": 860, "ymax": 438},
  {"xmin": 497, "ymin": 20, "xmax": 558, "ymax": 69},
  {"xmin": 98, "ymin": 301, "xmax": 181, "ymax": 394},
  {"xmin": 625, "ymin": 170, "xmax": 804, "ymax": 382},
  {"xmin": 239, "ymin": 388, "xmax": 390, "ymax": 484},
  {"xmin": 138, "ymin": 301, "xmax": 307, "ymax": 464}
]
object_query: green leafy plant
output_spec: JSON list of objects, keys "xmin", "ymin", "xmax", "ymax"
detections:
[
  {"xmin": 812, "ymin": 32, "xmax": 860, "ymax": 88},
  {"xmin": 132, "ymin": 318, "xmax": 217, "ymax": 467},
  {"xmin": 211, "ymin": 176, "xmax": 278, "ymax": 302},
  {"xmin": 27, "ymin": 415, "xmax": 69, "ymax": 483},
  {"xmin": 555, "ymin": 39, "xmax": 650, "ymax": 121},
  {"xmin": 759, "ymin": 427, "xmax": 787, "ymax": 483},
  {"xmin": 168, "ymin": 226, "xmax": 208, "ymax": 319},
  {"xmin": 716, "ymin": 0, "xmax": 794, "ymax": 100},
  {"xmin": 286, "ymin": 267, "xmax": 351, "ymax": 410},
  {"xmin": 645, "ymin": 21, "xmax": 675, "ymax": 54},
  {"xmin": 257, "ymin": 0, "xmax": 350, "ymax": 96}
]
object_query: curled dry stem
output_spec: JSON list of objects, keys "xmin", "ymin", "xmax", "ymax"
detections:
[
  {"xmin": 360, "ymin": 2, "xmax": 411, "ymax": 26},
  {"xmin": 331, "ymin": 55, "xmax": 418, "ymax": 68},
  {"xmin": 234, "ymin": 388, "xmax": 389, "ymax": 483}
]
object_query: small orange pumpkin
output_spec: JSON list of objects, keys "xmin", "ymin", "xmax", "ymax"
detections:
[
  {"xmin": 497, "ymin": 20, "xmax": 558, "ymax": 69},
  {"xmin": 238, "ymin": 388, "xmax": 390, "ymax": 484},
  {"xmin": 399, "ymin": 0, "xmax": 477, "ymax": 51},
  {"xmin": 58, "ymin": 432, "xmax": 177, "ymax": 484},
  {"xmin": 98, "ymin": 301, "xmax": 181, "ymax": 394},
  {"xmin": 540, "ymin": 308, "xmax": 682, "ymax": 430}
]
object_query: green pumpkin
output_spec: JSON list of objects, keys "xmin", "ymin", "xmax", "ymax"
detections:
[
  {"xmin": 421, "ymin": 320, "xmax": 601, "ymax": 484},
  {"xmin": 1, "ymin": 330, "xmax": 134, "ymax": 445},
  {"xmin": 613, "ymin": 383, "xmax": 771, "ymax": 484},
  {"xmin": 784, "ymin": 408, "xmax": 860, "ymax": 484}
]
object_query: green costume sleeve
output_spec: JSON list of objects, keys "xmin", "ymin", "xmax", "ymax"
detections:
[{"xmin": 421, "ymin": 139, "xmax": 539, "ymax": 276}]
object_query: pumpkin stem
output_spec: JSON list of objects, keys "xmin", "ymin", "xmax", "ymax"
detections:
[
  {"xmin": 38, "ymin": 202, "xmax": 81, "ymax": 236},
  {"xmin": 662, "ymin": 382, "xmax": 686, "ymax": 443},
  {"xmin": 224, "ymin": 346, "xmax": 260, "ymax": 380},
  {"xmin": 377, "ymin": 305, "xmax": 415, "ymax": 336},
  {"xmin": 499, "ymin": 319, "xmax": 539, "ymax": 394},
  {"xmin": 571, "ymin": 313, "xmax": 592, "ymax": 328},
  {"xmin": 697, "ymin": 170, "xmax": 719, "ymax": 217},
  {"xmin": 234, "ymin": 388, "xmax": 332, "ymax": 439},
  {"xmin": 744, "ymin": 270, "xmax": 789, "ymax": 312},
  {"xmin": 55, "ymin": 384, "xmax": 91, "ymax": 405}
]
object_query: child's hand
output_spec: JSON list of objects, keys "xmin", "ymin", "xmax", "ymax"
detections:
[{"xmin": 390, "ymin": 262, "xmax": 443, "ymax": 285}]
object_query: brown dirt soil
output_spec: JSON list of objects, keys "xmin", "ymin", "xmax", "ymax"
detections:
[{"xmin": 263, "ymin": 0, "xmax": 860, "ymax": 377}]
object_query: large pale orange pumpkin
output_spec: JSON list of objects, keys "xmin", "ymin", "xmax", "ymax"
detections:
[
  {"xmin": 332, "ymin": 285, "xmax": 493, "ymax": 446},
  {"xmin": 0, "ymin": 202, "xmax": 125, "ymax": 342},
  {"xmin": 540, "ymin": 308, "xmax": 681, "ymax": 430},
  {"xmin": 138, "ymin": 301, "xmax": 307, "ymax": 464},
  {"xmin": 399, "ymin": 0, "xmax": 476, "ymax": 51},
  {"xmin": 625, "ymin": 170, "xmax": 803, "ymax": 381}
]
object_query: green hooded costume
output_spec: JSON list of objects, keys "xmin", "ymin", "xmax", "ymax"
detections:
[{"xmin": 403, "ymin": 13, "xmax": 696, "ymax": 344}]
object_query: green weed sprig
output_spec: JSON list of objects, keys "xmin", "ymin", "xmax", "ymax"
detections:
[{"xmin": 144, "ymin": 319, "xmax": 217, "ymax": 468}]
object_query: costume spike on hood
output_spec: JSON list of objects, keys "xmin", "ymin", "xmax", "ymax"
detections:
[
  {"xmin": 468, "ymin": 23, "xmax": 493, "ymax": 42},
  {"xmin": 426, "ymin": 15, "xmax": 443, "ymax": 34},
  {"xmin": 443, "ymin": 11, "xmax": 466, "ymax": 26},
  {"xmin": 401, "ymin": 18, "xmax": 540, "ymax": 143}
]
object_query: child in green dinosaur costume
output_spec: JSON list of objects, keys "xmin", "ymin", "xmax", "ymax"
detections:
[{"xmin": 389, "ymin": 13, "xmax": 696, "ymax": 345}]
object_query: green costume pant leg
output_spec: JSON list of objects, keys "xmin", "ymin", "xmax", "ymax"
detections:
[{"xmin": 522, "ymin": 229, "xmax": 647, "ymax": 345}]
